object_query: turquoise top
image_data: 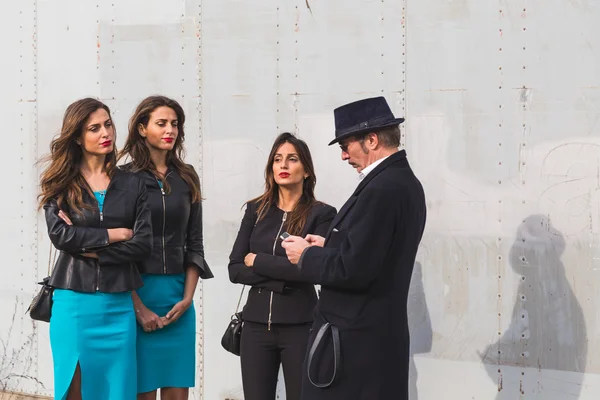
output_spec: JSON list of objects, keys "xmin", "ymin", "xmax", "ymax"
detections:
[{"xmin": 94, "ymin": 190, "xmax": 106, "ymax": 213}]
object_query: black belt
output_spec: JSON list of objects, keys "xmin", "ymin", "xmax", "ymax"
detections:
[{"xmin": 306, "ymin": 322, "xmax": 341, "ymax": 388}]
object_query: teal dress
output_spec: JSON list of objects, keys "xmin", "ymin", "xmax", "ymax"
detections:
[
  {"xmin": 135, "ymin": 180, "xmax": 196, "ymax": 393},
  {"xmin": 50, "ymin": 190, "xmax": 137, "ymax": 400}
]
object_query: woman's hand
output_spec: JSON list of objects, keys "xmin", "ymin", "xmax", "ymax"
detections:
[
  {"xmin": 81, "ymin": 253, "xmax": 98, "ymax": 259},
  {"xmin": 58, "ymin": 211, "xmax": 99, "ymax": 258},
  {"xmin": 107, "ymin": 228, "xmax": 133, "ymax": 243},
  {"xmin": 135, "ymin": 304, "xmax": 165, "ymax": 332},
  {"xmin": 58, "ymin": 210, "xmax": 73, "ymax": 225},
  {"xmin": 244, "ymin": 253, "xmax": 256, "ymax": 267},
  {"xmin": 161, "ymin": 298, "xmax": 192, "ymax": 326}
]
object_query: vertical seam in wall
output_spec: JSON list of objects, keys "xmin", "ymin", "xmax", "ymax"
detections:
[
  {"xmin": 401, "ymin": 0, "xmax": 407, "ymax": 147},
  {"xmin": 196, "ymin": 0, "xmax": 205, "ymax": 397},
  {"xmin": 32, "ymin": 0, "xmax": 40, "ymax": 392},
  {"xmin": 276, "ymin": 5, "xmax": 281, "ymax": 131},
  {"xmin": 496, "ymin": 2, "xmax": 506, "ymax": 390},
  {"xmin": 294, "ymin": 4, "xmax": 299, "ymax": 135}
]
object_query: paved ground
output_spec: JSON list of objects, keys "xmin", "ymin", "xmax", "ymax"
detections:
[{"xmin": 0, "ymin": 391, "xmax": 50, "ymax": 400}]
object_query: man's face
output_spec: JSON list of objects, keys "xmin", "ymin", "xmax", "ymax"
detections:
[{"xmin": 339, "ymin": 136, "xmax": 369, "ymax": 173}]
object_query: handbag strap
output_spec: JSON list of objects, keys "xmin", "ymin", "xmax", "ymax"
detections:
[
  {"xmin": 234, "ymin": 285, "xmax": 245, "ymax": 314},
  {"xmin": 306, "ymin": 322, "xmax": 341, "ymax": 388},
  {"xmin": 232, "ymin": 203, "xmax": 258, "ymax": 315},
  {"xmin": 46, "ymin": 244, "xmax": 58, "ymax": 276}
]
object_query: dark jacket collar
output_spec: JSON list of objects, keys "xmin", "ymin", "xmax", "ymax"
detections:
[
  {"xmin": 120, "ymin": 162, "xmax": 178, "ymax": 181},
  {"xmin": 323, "ymin": 151, "xmax": 407, "ymax": 236},
  {"xmin": 353, "ymin": 150, "xmax": 407, "ymax": 195}
]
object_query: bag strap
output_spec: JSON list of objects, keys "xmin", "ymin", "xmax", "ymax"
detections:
[
  {"xmin": 306, "ymin": 322, "xmax": 341, "ymax": 388},
  {"xmin": 232, "ymin": 202, "xmax": 259, "ymax": 316},
  {"xmin": 46, "ymin": 244, "xmax": 58, "ymax": 276},
  {"xmin": 234, "ymin": 285, "xmax": 245, "ymax": 314}
]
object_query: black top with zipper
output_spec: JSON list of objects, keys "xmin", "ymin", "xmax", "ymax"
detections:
[
  {"xmin": 228, "ymin": 200, "xmax": 336, "ymax": 326},
  {"xmin": 44, "ymin": 169, "xmax": 153, "ymax": 293},
  {"xmin": 123, "ymin": 163, "xmax": 213, "ymax": 278}
]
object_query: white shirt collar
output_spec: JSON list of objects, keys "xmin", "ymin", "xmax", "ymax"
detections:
[{"xmin": 358, "ymin": 155, "xmax": 391, "ymax": 181}]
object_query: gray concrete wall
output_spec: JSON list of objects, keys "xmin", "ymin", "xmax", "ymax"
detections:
[{"xmin": 0, "ymin": 0, "xmax": 598, "ymax": 399}]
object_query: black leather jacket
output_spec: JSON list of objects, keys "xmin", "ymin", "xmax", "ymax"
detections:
[
  {"xmin": 44, "ymin": 170, "xmax": 153, "ymax": 293},
  {"xmin": 123, "ymin": 164, "xmax": 213, "ymax": 278},
  {"xmin": 228, "ymin": 201, "xmax": 336, "ymax": 325}
]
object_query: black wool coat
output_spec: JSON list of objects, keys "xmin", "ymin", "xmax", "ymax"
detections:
[{"xmin": 297, "ymin": 150, "xmax": 427, "ymax": 400}]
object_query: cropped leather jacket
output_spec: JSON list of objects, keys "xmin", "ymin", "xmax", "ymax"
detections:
[
  {"xmin": 228, "ymin": 201, "xmax": 336, "ymax": 326},
  {"xmin": 44, "ymin": 170, "xmax": 153, "ymax": 293},
  {"xmin": 123, "ymin": 163, "xmax": 213, "ymax": 278}
]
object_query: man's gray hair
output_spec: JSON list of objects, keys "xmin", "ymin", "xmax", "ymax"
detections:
[{"xmin": 373, "ymin": 125, "xmax": 401, "ymax": 148}]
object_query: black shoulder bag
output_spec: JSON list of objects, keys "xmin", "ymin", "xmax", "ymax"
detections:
[
  {"xmin": 221, "ymin": 285, "xmax": 245, "ymax": 356},
  {"xmin": 27, "ymin": 244, "xmax": 57, "ymax": 323}
]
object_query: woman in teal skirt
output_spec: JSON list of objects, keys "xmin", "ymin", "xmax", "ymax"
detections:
[
  {"xmin": 120, "ymin": 95, "xmax": 214, "ymax": 400},
  {"xmin": 39, "ymin": 98, "xmax": 153, "ymax": 400}
]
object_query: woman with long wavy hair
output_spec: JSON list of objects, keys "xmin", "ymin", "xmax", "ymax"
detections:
[
  {"xmin": 228, "ymin": 132, "xmax": 337, "ymax": 400},
  {"xmin": 119, "ymin": 95, "xmax": 213, "ymax": 400},
  {"xmin": 39, "ymin": 97, "xmax": 153, "ymax": 400}
]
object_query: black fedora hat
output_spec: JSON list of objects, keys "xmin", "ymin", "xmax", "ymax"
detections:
[{"xmin": 329, "ymin": 96, "xmax": 405, "ymax": 146}]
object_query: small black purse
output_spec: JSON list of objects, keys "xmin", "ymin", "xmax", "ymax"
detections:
[
  {"xmin": 221, "ymin": 286, "xmax": 246, "ymax": 356},
  {"xmin": 27, "ymin": 245, "xmax": 57, "ymax": 323}
]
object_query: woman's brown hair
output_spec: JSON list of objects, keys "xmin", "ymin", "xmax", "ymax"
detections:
[
  {"xmin": 250, "ymin": 132, "xmax": 318, "ymax": 236},
  {"xmin": 119, "ymin": 95, "xmax": 201, "ymax": 202},
  {"xmin": 38, "ymin": 98, "xmax": 117, "ymax": 214}
]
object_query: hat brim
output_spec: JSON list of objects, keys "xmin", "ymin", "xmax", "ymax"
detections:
[{"xmin": 328, "ymin": 118, "xmax": 405, "ymax": 146}]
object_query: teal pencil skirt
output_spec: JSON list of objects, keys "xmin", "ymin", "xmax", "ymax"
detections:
[
  {"xmin": 50, "ymin": 288, "xmax": 136, "ymax": 400},
  {"xmin": 136, "ymin": 273, "xmax": 196, "ymax": 393}
]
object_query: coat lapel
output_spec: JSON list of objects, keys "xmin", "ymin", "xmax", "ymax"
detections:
[
  {"xmin": 325, "ymin": 196, "xmax": 357, "ymax": 238},
  {"xmin": 352, "ymin": 150, "xmax": 407, "ymax": 196},
  {"xmin": 325, "ymin": 150, "xmax": 408, "ymax": 239}
]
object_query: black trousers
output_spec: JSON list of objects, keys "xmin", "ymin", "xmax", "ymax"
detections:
[{"xmin": 240, "ymin": 321, "xmax": 312, "ymax": 400}]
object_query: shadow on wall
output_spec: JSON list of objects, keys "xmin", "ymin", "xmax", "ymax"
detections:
[
  {"xmin": 481, "ymin": 214, "xmax": 587, "ymax": 399},
  {"xmin": 408, "ymin": 261, "xmax": 433, "ymax": 400}
]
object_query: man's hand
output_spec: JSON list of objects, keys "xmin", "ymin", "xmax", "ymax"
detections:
[
  {"xmin": 305, "ymin": 234, "xmax": 325, "ymax": 247},
  {"xmin": 244, "ymin": 253, "xmax": 256, "ymax": 267},
  {"xmin": 281, "ymin": 235, "xmax": 311, "ymax": 264}
]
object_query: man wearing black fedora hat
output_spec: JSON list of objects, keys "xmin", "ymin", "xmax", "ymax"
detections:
[{"xmin": 281, "ymin": 96, "xmax": 427, "ymax": 399}]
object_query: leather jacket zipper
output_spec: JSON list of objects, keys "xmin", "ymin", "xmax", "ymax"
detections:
[
  {"xmin": 96, "ymin": 247, "xmax": 101, "ymax": 290},
  {"xmin": 160, "ymin": 185, "xmax": 166, "ymax": 274},
  {"xmin": 97, "ymin": 197, "xmax": 104, "ymax": 290},
  {"xmin": 268, "ymin": 211, "xmax": 287, "ymax": 331},
  {"xmin": 158, "ymin": 172, "xmax": 172, "ymax": 274},
  {"xmin": 95, "ymin": 179, "xmax": 114, "ymax": 292}
]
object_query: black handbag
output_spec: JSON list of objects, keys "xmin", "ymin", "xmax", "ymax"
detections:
[
  {"xmin": 221, "ymin": 285, "xmax": 246, "ymax": 356},
  {"xmin": 27, "ymin": 244, "xmax": 57, "ymax": 323}
]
